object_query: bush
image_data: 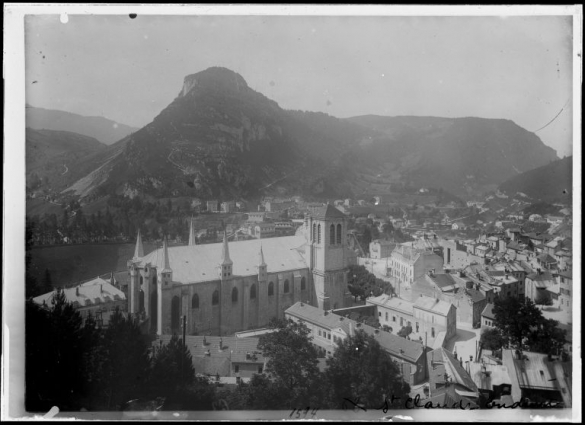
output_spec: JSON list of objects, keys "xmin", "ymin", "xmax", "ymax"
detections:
[{"xmin": 397, "ymin": 325, "xmax": 412, "ymax": 338}]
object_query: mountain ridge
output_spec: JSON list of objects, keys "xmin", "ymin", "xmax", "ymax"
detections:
[
  {"xmin": 26, "ymin": 105, "xmax": 139, "ymax": 145},
  {"xmin": 47, "ymin": 67, "xmax": 559, "ymax": 204}
]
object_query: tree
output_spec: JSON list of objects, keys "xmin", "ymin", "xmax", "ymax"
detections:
[
  {"xmin": 480, "ymin": 328, "xmax": 506, "ymax": 351},
  {"xmin": 397, "ymin": 325, "xmax": 412, "ymax": 338},
  {"xmin": 255, "ymin": 318, "xmax": 325, "ymax": 409},
  {"xmin": 149, "ymin": 334, "xmax": 195, "ymax": 395},
  {"xmin": 525, "ymin": 318, "xmax": 567, "ymax": 356},
  {"xmin": 325, "ymin": 330, "xmax": 409, "ymax": 409},
  {"xmin": 97, "ymin": 309, "xmax": 151, "ymax": 410},
  {"xmin": 41, "ymin": 268, "xmax": 53, "ymax": 294},
  {"xmin": 25, "ymin": 290, "xmax": 90, "ymax": 411},
  {"xmin": 381, "ymin": 223, "xmax": 394, "ymax": 237},
  {"xmin": 492, "ymin": 297, "xmax": 543, "ymax": 351}
]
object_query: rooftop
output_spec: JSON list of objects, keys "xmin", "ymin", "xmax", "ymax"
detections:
[
  {"xmin": 465, "ymin": 288, "xmax": 486, "ymax": 303},
  {"xmin": 32, "ymin": 277, "xmax": 126, "ymax": 308},
  {"xmin": 413, "ymin": 296, "xmax": 454, "ymax": 316},
  {"xmin": 503, "ymin": 349, "xmax": 571, "ymax": 406},
  {"xmin": 428, "ymin": 347, "xmax": 478, "ymax": 394},
  {"xmin": 428, "ymin": 273, "xmax": 458, "ymax": 292},
  {"xmin": 558, "ymin": 270, "xmax": 572, "ymax": 280},
  {"xmin": 469, "ymin": 362, "xmax": 512, "ymax": 391},
  {"xmin": 310, "ymin": 204, "xmax": 347, "ymax": 219},
  {"xmin": 139, "ymin": 235, "xmax": 309, "ymax": 284},
  {"xmin": 427, "ymin": 386, "xmax": 478, "ymax": 409},
  {"xmin": 481, "ymin": 303, "xmax": 495, "ymax": 320},
  {"xmin": 367, "ymin": 294, "xmax": 414, "ymax": 315}
]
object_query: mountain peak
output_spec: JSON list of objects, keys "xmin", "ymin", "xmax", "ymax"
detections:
[{"xmin": 180, "ymin": 67, "xmax": 249, "ymax": 97}]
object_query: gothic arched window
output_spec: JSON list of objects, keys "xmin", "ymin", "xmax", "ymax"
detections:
[
  {"xmin": 192, "ymin": 294, "xmax": 199, "ymax": 309},
  {"xmin": 232, "ymin": 287, "xmax": 239, "ymax": 303},
  {"xmin": 284, "ymin": 280, "xmax": 290, "ymax": 293},
  {"xmin": 250, "ymin": 284, "xmax": 257, "ymax": 299},
  {"xmin": 330, "ymin": 224, "xmax": 335, "ymax": 245},
  {"xmin": 337, "ymin": 224, "xmax": 342, "ymax": 245},
  {"xmin": 140, "ymin": 276, "xmax": 143, "ymax": 286},
  {"xmin": 301, "ymin": 277, "xmax": 306, "ymax": 290},
  {"xmin": 152, "ymin": 275, "xmax": 157, "ymax": 286},
  {"xmin": 312, "ymin": 223, "xmax": 317, "ymax": 242},
  {"xmin": 212, "ymin": 290, "xmax": 219, "ymax": 305},
  {"xmin": 268, "ymin": 282, "xmax": 274, "ymax": 296},
  {"xmin": 317, "ymin": 224, "xmax": 321, "ymax": 244}
]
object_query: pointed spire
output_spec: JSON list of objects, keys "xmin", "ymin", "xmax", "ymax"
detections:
[
  {"xmin": 188, "ymin": 216, "xmax": 197, "ymax": 246},
  {"xmin": 259, "ymin": 244, "xmax": 266, "ymax": 267},
  {"xmin": 162, "ymin": 236, "xmax": 172, "ymax": 272},
  {"xmin": 134, "ymin": 229, "xmax": 144, "ymax": 258},
  {"xmin": 221, "ymin": 231, "xmax": 232, "ymax": 265}
]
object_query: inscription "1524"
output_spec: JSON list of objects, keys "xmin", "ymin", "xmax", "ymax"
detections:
[{"xmin": 289, "ymin": 407, "xmax": 319, "ymax": 418}]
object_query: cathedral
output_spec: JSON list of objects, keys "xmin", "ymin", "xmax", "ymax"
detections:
[{"xmin": 127, "ymin": 205, "xmax": 354, "ymax": 336}]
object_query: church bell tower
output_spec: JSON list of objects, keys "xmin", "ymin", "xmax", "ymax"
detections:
[{"xmin": 306, "ymin": 204, "xmax": 349, "ymax": 311}]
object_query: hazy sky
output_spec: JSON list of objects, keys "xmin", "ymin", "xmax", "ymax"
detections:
[{"xmin": 25, "ymin": 11, "xmax": 575, "ymax": 157}]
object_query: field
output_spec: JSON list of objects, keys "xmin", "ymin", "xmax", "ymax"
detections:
[{"xmin": 28, "ymin": 242, "xmax": 157, "ymax": 287}]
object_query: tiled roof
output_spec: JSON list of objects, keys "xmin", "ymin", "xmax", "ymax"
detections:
[
  {"xmin": 558, "ymin": 270, "xmax": 572, "ymax": 279},
  {"xmin": 413, "ymin": 296, "xmax": 454, "ymax": 316},
  {"xmin": 481, "ymin": 303, "xmax": 495, "ymax": 320},
  {"xmin": 32, "ymin": 277, "xmax": 126, "ymax": 308},
  {"xmin": 526, "ymin": 271, "xmax": 554, "ymax": 282},
  {"xmin": 428, "ymin": 386, "xmax": 478, "ymax": 409},
  {"xmin": 428, "ymin": 348, "xmax": 478, "ymax": 394},
  {"xmin": 310, "ymin": 204, "xmax": 347, "ymax": 219},
  {"xmin": 537, "ymin": 253, "xmax": 557, "ymax": 264},
  {"xmin": 506, "ymin": 241, "xmax": 527, "ymax": 251},
  {"xmin": 139, "ymin": 235, "xmax": 308, "ymax": 284},
  {"xmin": 429, "ymin": 274, "xmax": 457, "ymax": 290},
  {"xmin": 465, "ymin": 288, "xmax": 486, "ymax": 303},
  {"xmin": 367, "ymin": 294, "xmax": 414, "ymax": 315}
]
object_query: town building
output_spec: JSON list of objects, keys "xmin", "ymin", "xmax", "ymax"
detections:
[
  {"xmin": 285, "ymin": 302, "xmax": 429, "ymax": 385},
  {"xmin": 367, "ymin": 293, "xmax": 457, "ymax": 348},
  {"xmin": 157, "ymin": 335, "xmax": 267, "ymax": 383},
  {"xmin": 220, "ymin": 201, "xmax": 236, "ymax": 213},
  {"xmin": 369, "ymin": 239, "xmax": 398, "ymax": 259},
  {"xmin": 206, "ymin": 200, "xmax": 219, "ymax": 213},
  {"xmin": 501, "ymin": 349, "xmax": 572, "ymax": 407},
  {"xmin": 441, "ymin": 240, "xmax": 469, "ymax": 270},
  {"xmin": 33, "ymin": 277, "xmax": 127, "ymax": 327},
  {"xmin": 525, "ymin": 270, "xmax": 556, "ymax": 305},
  {"xmin": 468, "ymin": 362, "xmax": 513, "ymax": 403},
  {"xmin": 388, "ymin": 245, "xmax": 444, "ymax": 285},
  {"xmin": 557, "ymin": 270, "xmax": 572, "ymax": 317},
  {"xmin": 264, "ymin": 199, "xmax": 294, "ymax": 212},
  {"xmin": 427, "ymin": 347, "xmax": 479, "ymax": 403},
  {"xmin": 451, "ymin": 222, "xmax": 467, "ymax": 231},
  {"xmin": 480, "ymin": 303, "xmax": 495, "ymax": 330},
  {"xmin": 250, "ymin": 222, "xmax": 276, "ymax": 239},
  {"xmin": 126, "ymin": 205, "xmax": 354, "ymax": 336}
]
